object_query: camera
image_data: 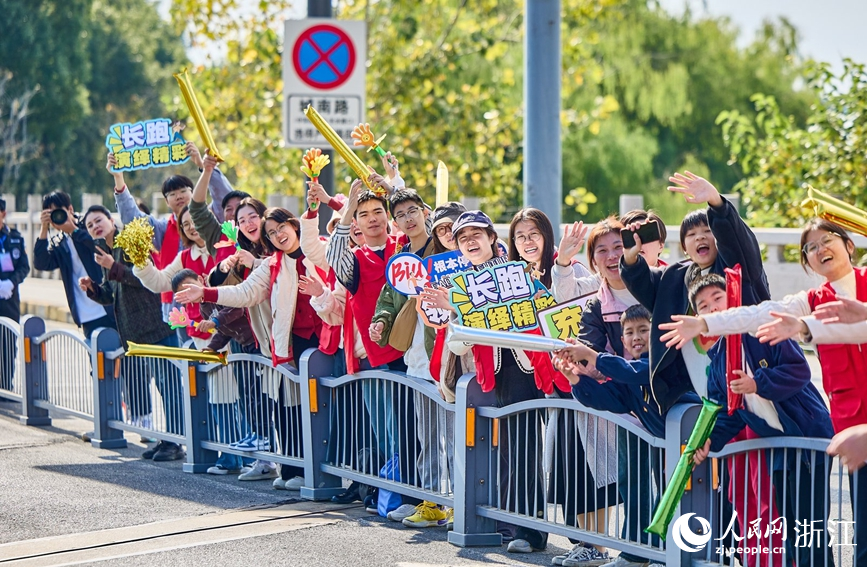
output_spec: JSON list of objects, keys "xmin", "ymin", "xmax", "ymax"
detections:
[{"xmin": 50, "ymin": 208, "xmax": 69, "ymax": 226}]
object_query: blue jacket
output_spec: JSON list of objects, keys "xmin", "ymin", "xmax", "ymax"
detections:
[
  {"xmin": 571, "ymin": 352, "xmax": 700, "ymax": 437},
  {"xmin": 707, "ymin": 335, "xmax": 834, "ymax": 457},
  {"xmin": 620, "ymin": 196, "xmax": 771, "ymax": 414}
]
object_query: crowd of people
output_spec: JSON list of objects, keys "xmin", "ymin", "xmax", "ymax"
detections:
[{"xmin": 1, "ymin": 142, "xmax": 866, "ymax": 567}]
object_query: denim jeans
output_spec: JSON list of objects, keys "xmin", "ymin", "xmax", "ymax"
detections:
[
  {"xmin": 150, "ymin": 334, "xmax": 184, "ymax": 436},
  {"xmin": 209, "ymin": 403, "xmax": 251, "ymax": 470}
]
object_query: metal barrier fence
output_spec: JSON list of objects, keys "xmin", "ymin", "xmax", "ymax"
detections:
[
  {"xmin": 0, "ymin": 316, "xmax": 21, "ymax": 401},
  {"xmin": 2, "ymin": 314, "xmax": 862, "ymax": 567},
  {"xmin": 31, "ymin": 328, "xmax": 94, "ymax": 420},
  {"xmin": 316, "ymin": 367, "xmax": 457, "ymax": 508}
]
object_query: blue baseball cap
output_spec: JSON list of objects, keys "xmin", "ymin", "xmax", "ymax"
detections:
[{"xmin": 452, "ymin": 210, "xmax": 494, "ymax": 236}]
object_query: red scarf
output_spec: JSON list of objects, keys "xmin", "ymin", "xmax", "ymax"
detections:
[
  {"xmin": 429, "ymin": 326, "xmax": 569, "ymax": 395},
  {"xmin": 157, "ymin": 215, "xmax": 181, "ymax": 304}
]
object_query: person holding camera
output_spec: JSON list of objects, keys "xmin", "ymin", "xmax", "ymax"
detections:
[
  {"xmin": 33, "ymin": 191, "xmax": 116, "ymax": 339},
  {"xmin": 0, "ymin": 197, "xmax": 30, "ymax": 391}
]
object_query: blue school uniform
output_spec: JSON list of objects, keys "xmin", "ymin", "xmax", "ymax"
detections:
[
  {"xmin": 706, "ymin": 335, "xmax": 835, "ymax": 565},
  {"xmin": 706, "ymin": 336, "xmax": 834, "ymax": 451},
  {"xmin": 571, "ymin": 353, "xmax": 700, "ymax": 438}
]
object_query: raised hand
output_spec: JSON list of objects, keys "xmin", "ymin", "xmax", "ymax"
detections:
[
  {"xmin": 202, "ymin": 148, "xmax": 217, "ymax": 173},
  {"xmin": 381, "ymin": 152, "xmax": 399, "ymax": 179},
  {"xmin": 755, "ymin": 311, "xmax": 807, "ymax": 345},
  {"xmin": 105, "ymin": 152, "xmax": 125, "ymax": 185},
  {"xmin": 667, "ymin": 171, "xmax": 723, "ymax": 207},
  {"xmin": 658, "ymin": 314, "xmax": 708, "ymax": 349},
  {"xmin": 186, "ymin": 142, "xmax": 204, "ymax": 169},
  {"xmin": 307, "ymin": 181, "xmax": 330, "ymax": 208},
  {"xmin": 621, "ymin": 221, "xmax": 643, "ymax": 266},
  {"xmin": 556, "ymin": 222, "xmax": 588, "ymax": 267},
  {"xmin": 813, "ymin": 298, "xmax": 867, "ymax": 325}
]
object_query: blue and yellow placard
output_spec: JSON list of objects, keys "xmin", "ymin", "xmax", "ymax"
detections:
[
  {"xmin": 106, "ymin": 119, "xmax": 189, "ymax": 172},
  {"xmin": 448, "ymin": 260, "xmax": 540, "ymax": 332}
]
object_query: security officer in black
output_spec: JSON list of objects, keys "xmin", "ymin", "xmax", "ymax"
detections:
[{"xmin": 0, "ymin": 197, "xmax": 29, "ymax": 391}]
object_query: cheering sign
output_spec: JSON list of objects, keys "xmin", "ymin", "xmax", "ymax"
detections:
[
  {"xmin": 538, "ymin": 293, "xmax": 595, "ymax": 340},
  {"xmin": 386, "ymin": 253, "xmax": 430, "ymax": 296},
  {"xmin": 449, "ymin": 261, "xmax": 539, "ymax": 332},
  {"xmin": 422, "ymin": 250, "xmax": 472, "ymax": 285},
  {"xmin": 106, "ymin": 118, "xmax": 189, "ymax": 172}
]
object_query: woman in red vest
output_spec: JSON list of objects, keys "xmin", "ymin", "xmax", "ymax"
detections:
[
  {"xmin": 176, "ymin": 207, "xmax": 326, "ymax": 493},
  {"xmin": 660, "ymin": 217, "xmax": 867, "ymax": 562},
  {"xmin": 425, "ymin": 210, "xmax": 565, "ymax": 554},
  {"xmin": 133, "ymin": 205, "xmax": 234, "ymax": 347}
]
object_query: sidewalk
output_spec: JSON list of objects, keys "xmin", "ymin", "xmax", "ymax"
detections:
[
  {"xmin": 18, "ymin": 277, "xmax": 74, "ymax": 325},
  {"xmin": 0, "ymin": 402, "xmax": 573, "ymax": 566}
]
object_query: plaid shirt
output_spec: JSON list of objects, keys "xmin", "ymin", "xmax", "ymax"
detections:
[{"xmin": 87, "ymin": 246, "xmax": 173, "ymax": 349}]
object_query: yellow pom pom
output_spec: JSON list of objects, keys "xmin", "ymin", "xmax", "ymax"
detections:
[{"xmin": 114, "ymin": 217, "xmax": 156, "ymax": 268}]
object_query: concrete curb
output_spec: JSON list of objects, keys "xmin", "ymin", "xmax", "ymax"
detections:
[{"xmin": 20, "ymin": 301, "xmax": 74, "ymax": 325}]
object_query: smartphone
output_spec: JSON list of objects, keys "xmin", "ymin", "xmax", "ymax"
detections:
[
  {"xmin": 93, "ymin": 238, "xmax": 111, "ymax": 255},
  {"xmin": 621, "ymin": 220, "xmax": 661, "ymax": 249}
]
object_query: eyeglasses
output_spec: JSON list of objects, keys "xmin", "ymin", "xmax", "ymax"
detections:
[
  {"xmin": 266, "ymin": 223, "xmax": 291, "ymax": 241},
  {"xmin": 514, "ymin": 231, "xmax": 543, "ymax": 246},
  {"xmin": 435, "ymin": 224, "xmax": 453, "ymax": 237},
  {"xmin": 802, "ymin": 233, "xmax": 842, "ymax": 256},
  {"xmin": 394, "ymin": 206, "xmax": 422, "ymax": 222}
]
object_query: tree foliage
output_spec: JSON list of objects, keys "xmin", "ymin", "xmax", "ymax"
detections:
[
  {"xmin": 0, "ymin": 0, "xmax": 186, "ymax": 205},
  {"xmin": 718, "ymin": 60, "xmax": 867, "ymax": 227},
  {"xmin": 561, "ymin": 0, "xmax": 815, "ymax": 223}
]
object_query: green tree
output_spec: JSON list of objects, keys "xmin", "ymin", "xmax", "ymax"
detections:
[
  {"xmin": 717, "ymin": 60, "xmax": 867, "ymax": 227},
  {"xmin": 0, "ymin": 0, "xmax": 185, "ymax": 205},
  {"xmin": 561, "ymin": 0, "xmax": 814, "ymax": 222}
]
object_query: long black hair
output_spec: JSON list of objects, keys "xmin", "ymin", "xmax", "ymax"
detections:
[
  {"xmin": 235, "ymin": 197, "xmax": 268, "ymax": 257},
  {"xmin": 508, "ymin": 208, "xmax": 556, "ymax": 289}
]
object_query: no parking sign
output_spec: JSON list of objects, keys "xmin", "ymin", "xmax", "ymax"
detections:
[{"xmin": 283, "ymin": 19, "xmax": 367, "ymax": 149}]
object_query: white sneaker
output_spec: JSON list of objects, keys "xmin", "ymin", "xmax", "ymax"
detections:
[
  {"xmin": 562, "ymin": 546, "xmax": 611, "ymax": 567},
  {"xmin": 272, "ymin": 477, "xmax": 288, "ymax": 490},
  {"xmin": 238, "ymin": 460, "xmax": 278, "ymax": 481},
  {"xmin": 386, "ymin": 503, "xmax": 419, "ymax": 522},
  {"xmin": 207, "ymin": 465, "xmax": 240, "ymax": 475},
  {"xmin": 285, "ymin": 476, "xmax": 304, "ymax": 490}
]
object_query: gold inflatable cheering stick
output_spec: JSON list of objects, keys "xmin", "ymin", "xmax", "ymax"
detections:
[
  {"xmin": 303, "ymin": 105, "xmax": 379, "ymax": 194},
  {"xmin": 126, "ymin": 342, "xmax": 227, "ymax": 365},
  {"xmin": 436, "ymin": 161, "xmax": 449, "ymax": 207},
  {"xmin": 174, "ymin": 68, "xmax": 224, "ymax": 162},
  {"xmin": 802, "ymin": 186, "xmax": 867, "ymax": 237}
]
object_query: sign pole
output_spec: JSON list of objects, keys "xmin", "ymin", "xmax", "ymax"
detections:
[
  {"xmin": 524, "ymin": 0, "xmax": 562, "ymax": 227},
  {"xmin": 308, "ymin": 0, "xmax": 334, "ymax": 235}
]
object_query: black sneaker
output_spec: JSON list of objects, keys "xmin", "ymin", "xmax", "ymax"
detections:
[
  {"xmin": 142, "ymin": 441, "xmax": 164, "ymax": 460},
  {"xmin": 331, "ymin": 481, "xmax": 361, "ymax": 503},
  {"xmin": 153, "ymin": 442, "xmax": 186, "ymax": 462}
]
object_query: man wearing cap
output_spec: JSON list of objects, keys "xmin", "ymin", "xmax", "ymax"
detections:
[{"xmin": 0, "ymin": 197, "xmax": 30, "ymax": 392}]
